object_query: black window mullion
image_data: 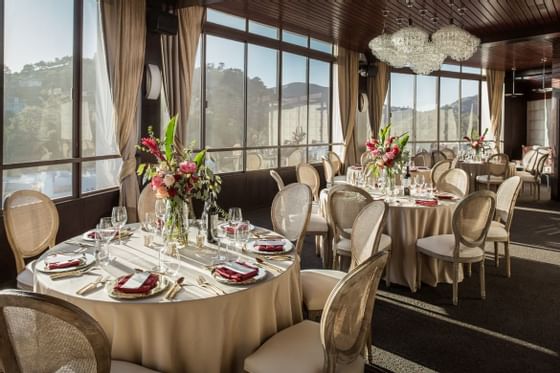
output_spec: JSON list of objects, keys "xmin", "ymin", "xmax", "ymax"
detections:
[{"xmin": 72, "ymin": 0, "xmax": 83, "ymax": 198}]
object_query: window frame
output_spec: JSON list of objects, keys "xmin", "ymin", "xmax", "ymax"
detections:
[
  {"xmin": 387, "ymin": 67, "xmax": 492, "ymax": 153},
  {"xmin": 0, "ymin": 0, "xmax": 121, "ymax": 205},
  {"xmin": 201, "ymin": 16, "xmax": 335, "ymax": 174}
]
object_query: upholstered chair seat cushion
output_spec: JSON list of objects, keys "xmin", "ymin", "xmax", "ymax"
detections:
[
  {"xmin": 476, "ymin": 175, "xmax": 505, "ymax": 184},
  {"xmin": 244, "ymin": 320, "xmax": 364, "ymax": 373},
  {"xmin": 334, "ymin": 234, "xmax": 391, "ymax": 254},
  {"xmin": 515, "ymin": 170, "xmax": 535, "ymax": 182},
  {"xmin": 307, "ymin": 213, "xmax": 328, "ymax": 233},
  {"xmin": 111, "ymin": 360, "xmax": 160, "ymax": 373},
  {"xmin": 486, "ymin": 221, "xmax": 509, "ymax": 241},
  {"xmin": 417, "ymin": 234, "xmax": 484, "ymax": 263}
]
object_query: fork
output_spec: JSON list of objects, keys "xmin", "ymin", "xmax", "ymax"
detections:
[
  {"xmin": 76, "ymin": 275, "xmax": 108, "ymax": 295},
  {"xmin": 197, "ymin": 276, "xmax": 226, "ymax": 295},
  {"xmin": 50, "ymin": 266, "xmax": 97, "ymax": 280}
]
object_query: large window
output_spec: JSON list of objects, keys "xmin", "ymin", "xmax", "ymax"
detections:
[
  {"xmin": 197, "ymin": 9, "xmax": 334, "ymax": 173},
  {"xmin": 385, "ymin": 67, "xmax": 495, "ymax": 156},
  {"xmin": 2, "ymin": 0, "xmax": 120, "ymax": 203}
]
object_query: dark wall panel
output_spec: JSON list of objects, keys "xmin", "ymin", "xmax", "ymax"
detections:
[{"xmin": 504, "ymin": 96, "xmax": 528, "ymax": 160}]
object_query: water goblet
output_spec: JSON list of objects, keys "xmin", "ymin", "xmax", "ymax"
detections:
[
  {"xmin": 97, "ymin": 217, "xmax": 117, "ymax": 266},
  {"xmin": 228, "ymin": 207, "xmax": 243, "ymax": 226},
  {"xmin": 111, "ymin": 206, "xmax": 127, "ymax": 245},
  {"xmin": 235, "ymin": 220, "xmax": 250, "ymax": 255},
  {"xmin": 143, "ymin": 212, "xmax": 156, "ymax": 247},
  {"xmin": 154, "ymin": 199, "xmax": 167, "ymax": 244}
]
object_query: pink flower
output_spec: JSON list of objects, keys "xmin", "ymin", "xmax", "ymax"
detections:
[
  {"xmin": 392, "ymin": 145, "xmax": 400, "ymax": 156},
  {"xmin": 151, "ymin": 175, "xmax": 163, "ymax": 189},
  {"xmin": 141, "ymin": 137, "xmax": 163, "ymax": 160},
  {"xmin": 163, "ymin": 174, "xmax": 175, "ymax": 187},
  {"xmin": 366, "ymin": 138, "xmax": 378, "ymax": 152},
  {"xmin": 386, "ymin": 151, "xmax": 396, "ymax": 161},
  {"xmin": 372, "ymin": 149, "xmax": 380, "ymax": 156},
  {"xmin": 179, "ymin": 161, "xmax": 197, "ymax": 174}
]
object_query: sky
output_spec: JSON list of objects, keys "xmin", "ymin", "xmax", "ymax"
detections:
[{"xmin": 5, "ymin": 0, "xmax": 97, "ymax": 73}]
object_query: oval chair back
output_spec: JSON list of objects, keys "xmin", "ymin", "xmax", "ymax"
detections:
[
  {"xmin": 296, "ymin": 163, "xmax": 321, "ymax": 201},
  {"xmin": 437, "ymin": 168, "xmax": 470, "ymax": 197},
  {"xmin": 350, "ymin": 201, "xmax": 388, "ymax": 270},
  {"xmin": 0, "ymin": 289, "xmax": 111, "ymax": 373},
  {"xmin": 3, "ymin": 190, "xmax": 59, "ymax": 273},
  {"xmin": 271, "ymin": 183, "xmax": 312, "ymax": 255},
  {"xmin": 452, "ymin": 191, "xmax": 496, "ymax": 256},
  {"xmin": 320, "ymin": 251, "xmax": 388, "ymax": 372}
]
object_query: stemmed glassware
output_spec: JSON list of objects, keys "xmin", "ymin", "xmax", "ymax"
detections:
[
  {"xmin": 111, "ymin": 206, "xmax": 127, "ymax": 245},
  {"xmin": 235, "ymin": 220, "xmax": 250, "ymax": 256},
  {"xmin": 154, "ymin": 199, "xmax": 167, "ymax": 244},
  {"xmin": 97, "ymin": 217, "xmax": 117, "ymax": 267},
  {"xmin": 416, "ymin": 175, "xmax": 426, "ymax": 195},
  {"xmin": 143, "ymin": 212, "xmax": 157, "ymax": 247},
  {"xmin": 228, "ymin": 207, "xmax": 243, "ymax": 226}
]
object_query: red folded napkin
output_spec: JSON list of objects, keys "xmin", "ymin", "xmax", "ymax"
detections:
[
  {"xmin": 255, "ymin": 239, "xmax": 285, "ymax": 252},
  {"xmin": 48, "ymin": 259, "xmax": 82, "ymax": 270},
  {"xmin": 87, "ymin": 231, "xmax": 100, "ymax": 239},
  {"xmin": 215, "ymin": 262, "xmax": 258, "ymax": 282},
  {"xmin": 435, "ymin": 193, "xmax": 456, "ymax": 200},
  {"xmin": 114, "ymin": 273, "xmax": 159, "ymax": 294},
  {"xmin": 223, "ymin": 223, "xmax": 248, "ymax": 235},
  {"xmin": 415, "ymin": 199, "xmax": 438, "ymax": 207}
]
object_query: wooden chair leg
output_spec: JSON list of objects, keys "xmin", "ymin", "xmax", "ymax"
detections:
[
  {"xmin": 467, "ymin": 263, "xmax": 472, "ymax": 277},
  {"xmin": 480, "ymin": 259, "xmax": 486, "ymax": 300},
  {"xmin": 385, "ymin": 249, "xmax": 391, "ymax": 287},
  {"xmin": 332, "ymin": 251, "xmax": 337, "ymax": 270},
  {"xmin": 416, "ymin": 252, "xmax": 422, "ymax": 291},
  {"xmin": 366, "ymin": 331, "xmax": 374, "ymax": 364},
  {"xmin": 494, "ymin": 241, "xmax": 499, "ymax": 267},
  {"xmin": 452, "ymin": 262, "xmax": 459, "ymax": 306},
  {"xmin": 314, "ymin": 235, "xmax": 320, "ymax": 256},
  {"xmin": 505, "ymin": 241, "xmax": 511, "ymax": 278}
]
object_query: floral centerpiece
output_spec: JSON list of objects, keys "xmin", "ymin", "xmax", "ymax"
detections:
[
  {"xmin": 137, "ymin": 115, "xmax": 221, "ymax": 244},
  {"xmin": 463, "ymin": 128, "xmax": 488, "ymax": 157},
  {"xmin": 365, "ymin": 124, "xmax": 409, "ymax": 187}
]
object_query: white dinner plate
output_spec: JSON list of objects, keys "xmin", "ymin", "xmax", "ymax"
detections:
[
  {"xmin": 246, "ymin": 239, "xmax": 293, "ymax": 255},
  {"xmin": 82, "ymin": 228, "xmax": 134, "ymax": 242},
  {"xmin": 218, "ymin": 222, "xmax": 256, "ymax": 233},
  {"xmin": 36, "ymin": 253, "xmax": 95, "ymax": 273},
  {"xmin": 212, "ymin": 264, "xmax": 267, "ymax": 285}
]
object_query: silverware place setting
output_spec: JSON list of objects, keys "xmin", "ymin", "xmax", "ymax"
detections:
[{"xmin": 76, "ymin": 275, "xmax": 110, "ymax": 295}]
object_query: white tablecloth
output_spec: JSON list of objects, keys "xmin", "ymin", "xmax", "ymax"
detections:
[
  {"xmin": 319, "ymin": 188, "xmax": 462, "ymax": 291},
  {"xmin": 35, "ymin": 226, "xmax": 302, "ymax": 373}
]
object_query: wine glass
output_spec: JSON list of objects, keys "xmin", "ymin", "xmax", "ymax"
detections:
[
  {"xmin": 111, "ymin": 206, "xmax": 127, "ymax": 245},
  {"xmin": 416, "ymin": 175, "xmax": 425, "ymax": 195},
  {"xmin": 143, "ymin": 212, "xmax": 156, "ymax": 247},
  {"xmin": 426, "ymin": 182, "xmax": 434, "ymax": 198},
  {"xmin": 235, "ymin": 220, "xmax": 250, "ymax": 255},
  {"xmin": 159, "ymin": 225, "xmax": 181, "ymax": 276},
  {"xmin": 154, "ymin": 199, "xmax": 167, "ymax": 243},
  {"xmin": 97, "ymin": 217, "xmax": 116, "ymax": 266},
  {"xmin": 228, "ymin": 207, "xmax": 243, "ymax": 227}
]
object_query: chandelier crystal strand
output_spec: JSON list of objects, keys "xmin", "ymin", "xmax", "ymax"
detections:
[
  {"xmin": 432, "ymin": 22, "xmax": 480, "ymax": 61},
  {"xmin": 391, "ymin": 19, "xmax": 429, "ymax": 55}
]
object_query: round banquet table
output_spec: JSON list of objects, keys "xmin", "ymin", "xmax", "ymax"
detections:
[
  {"xmin": 35, "ymin": 225, "xmax": 302, "ymax": 373},
  {"xmin": 458, "ymin": 160, "xmax": 516, "ymax": 191},
  {"xmin": 319, "ymin": 188, "xmax": 463, "ymax": 291}
]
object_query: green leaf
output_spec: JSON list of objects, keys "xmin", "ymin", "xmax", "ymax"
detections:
[
  {"xmin": 194, "ymin": 148, "xmax": 207, "ymax": 167},
  {"xmin": 164, "ymin": 115, "xmax": 177, "ymax": 161},
  {"xmin": 137, "ymin": 163, "xmax": 146, "ymax": 176}
]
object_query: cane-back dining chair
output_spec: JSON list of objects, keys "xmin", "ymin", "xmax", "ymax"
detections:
[
  {"xmin": 485, "ymin": 176, "xmax": 522, "ymax": 277},
  {"xmin": 244, "ymin": 251, "xmax": 388, "ymax": 373},
  {"xmin": 436, "ymin": 168, "xmax": 470, "ymax": 197},
  {"xmin": 138, "ymin": 185, "xmax": 156, "ymax": 222},
  {"xmin": 3, "ymin": 190, "xmax": 59, "ymax": 290},
  {"xmin": 430, "ymin": 160, "xmax": 452, "ymax": 186},
  {"xmin": 0, "ymin": 289, "xmax": 159, "ymax": 373},
  {"xmin": 269, "ymin": 170, "xmax": 285, "ymax": 192},
  {"xmin": 475, "ymin": 153, "xmax": 510, "ymax": 191},
  {"xmin": 327, "ymin": 151, "xmax": 343, "ymax": 176},
  {"xmin": 416, "ymin": 191, "xmax": 496, "ymax": 305},
  {"xmin": 270, "ymin": 183, "xmax": 312, "ymax": 255}
]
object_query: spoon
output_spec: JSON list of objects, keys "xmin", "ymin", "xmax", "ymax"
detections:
[
  {"xmin": 255, "ymin": 257, "xmax": 282, "ymax": 273},
  {"xmin": 165, "ymin": 277, "xmax": 184, "ymax": 300}
]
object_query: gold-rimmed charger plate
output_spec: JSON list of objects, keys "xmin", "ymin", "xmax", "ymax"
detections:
[
  {"xmin": 105, "ymin": 275, "xmax": 170, "ymax": 300},
  {"xmin": 36, "ymin": 253, "xmax": 95, "ymax": 273},
  {"xmin": 212, "ymin": 266, "xmax": 267, "ymax": 285}
]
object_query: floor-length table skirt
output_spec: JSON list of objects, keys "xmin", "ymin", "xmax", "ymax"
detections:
[
  {"xmin": 36, "ymin": 231, "xmax": 303, "ymax": 373},
  {"xmin": 385, "ymin": 203, "xmax": 463, "ymax": 290},
  {"xmin": 319, "ymin": 189, "xmax": 463, "ymax": 291}
]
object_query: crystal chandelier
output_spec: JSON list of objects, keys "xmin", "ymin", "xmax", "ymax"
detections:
[{"xmin": 368, "ymin": 2, "xmax": 480, "ymax": 75}]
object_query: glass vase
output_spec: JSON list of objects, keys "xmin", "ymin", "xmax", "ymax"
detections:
[{"xmin": 164, "ymin": 199, "xmax": 189, "ymax": 246}]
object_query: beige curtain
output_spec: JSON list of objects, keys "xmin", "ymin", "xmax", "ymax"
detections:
[
  {"xmin": 367, "ymin": 61, "xmax": 390, "ymax": 137},
  {"xmin": 486, "ymin": 69, "xmax": 505, "ymax": 152},
  {"xmin": 101, "ymin": 0, "xmax": 146, "ymax": 222},
  {"xmin": 338, "ymin": 46, "xmax": 360, "ymax": 166},
  {"xmin": 161, "ymin": 4, "xmax": 204, "ymax": 148}
]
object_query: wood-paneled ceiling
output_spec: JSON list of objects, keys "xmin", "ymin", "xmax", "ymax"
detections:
[{"xmin": 209, "ymin": 0, "xmax": 560, "ymax": 70}]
